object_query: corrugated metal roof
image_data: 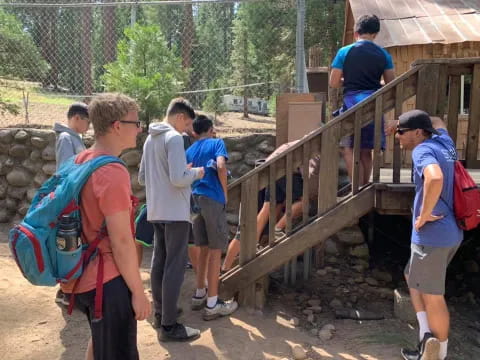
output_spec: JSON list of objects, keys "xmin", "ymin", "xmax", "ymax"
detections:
[{"xmin": 348, "ymin": 0, "xmax": 480, "ymax": 48}]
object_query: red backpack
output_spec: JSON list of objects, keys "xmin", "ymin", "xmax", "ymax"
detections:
[{"xmin": 453, "ymin": 160, "xmax": 480, "ymax": 230}]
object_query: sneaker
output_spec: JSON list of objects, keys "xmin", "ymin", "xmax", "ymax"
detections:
[
  {"xmin": 191, "ymin": 292, "xmax": 207, "ymax": 311},
  {"xmin": 203, "ymin": 299, "xmax": 238, "ymax": 321},
  {"xmin": 61, "ymin": 292, "xmax": 71, "ymax": 307},
  {"xmin": 400, "ymin": 348, "xmax": 420, "ymax": 360},
  {"xmin": 152, "ymin": 307, "xmax": 184, "ymax": 329},
  {"xmin": 55, "ymin": 289, "xmax": 64, "ymax": 304},
  {"xmin": 159, "ymin": 323, "xmax": 200, "ymax": 342},
  {"xmin": 419, "ymin": 334, "xmax": 440, "ymax": 360},
  {"xmin": 274, "ymin": 228, "xmax": 286, "ymax": 241}
]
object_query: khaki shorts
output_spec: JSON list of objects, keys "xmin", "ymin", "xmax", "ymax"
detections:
[
  {"xmin": 192, "ymin": 195, "xmax": 228, "ymax": 250},
  {"xmin": 404, "ymin": 243, "xmax": 460, "ymax": 295}
]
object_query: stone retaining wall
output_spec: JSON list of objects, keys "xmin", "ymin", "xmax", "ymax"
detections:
[{"xmin": 0, "ymin": 128, "xmax": 275, "ymax": 223}]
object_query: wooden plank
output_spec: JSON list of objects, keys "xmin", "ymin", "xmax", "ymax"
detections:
[
  {"xmin": 302, "ymin": 142, "xmax": 310, "ymax": 224},
  {"xmin": 416, "ymin": 64, "xmax": 440, "ymax": 115},
  {"xmin": 239, "ymin": 174, "xmax": 258, "ymax": 266},
  {"xmin": 436, "ymin": 64, "xmax": 449, "ymax": 116},
  {"xmin": 351, "ymin": 111, "xmax": 361, "ymax": 194},
  {"xmin": 318, "ymin": 127, "xmax": 340, "ymax": 213},
  {"xmin": 372, "ymin": 95, "xmax": 383, "ymax": 183},
  {"xmin": 413, "ymin": 58, "xmax": 480, "ymax": 65},
  {"xmin": 447, "ymin": 75, "xmax": 461, "ymax": 146},
  {"xmin": 393, "ymin": 82, "xmax": 403, "ymax": 183},
  {"xmin": 220, "ymin": 186, "xmax": 376, "ymax": 298},
  {"xmin": 268, "ymin": 162, "xmax": 276, "ymax": 247},
  {"xmin": 448, "ymin": 65, "xmax": 474, "ymax": 76},
  {"xmin": 276, "ymin": 94, "xmax": 315, "ymax": 147},
  {"xmin": 466, "ymin": 64, "xmax": 480, "ymax": 167},
  {"xmin": 285, "ymin": 152, "xmax": 293, "ymax": 234}
]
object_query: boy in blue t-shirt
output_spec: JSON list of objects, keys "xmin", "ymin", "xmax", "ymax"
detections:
[
  {"xmin": 330, "ymin": 14, "xmax": 395, "ymax": 186},
  {"xmin": 395, "ymin": 110, "xmax": 462, "ymax": 360},
  {"xmin": 186, "ymin": 115, "xmax": 238, "ymax": 320}
]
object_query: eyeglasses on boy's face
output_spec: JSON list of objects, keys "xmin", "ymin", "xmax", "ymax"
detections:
[
  {"xmin": 118, "ymin": 120, "xmax": 141, "ymax": 128},
  {"xmin": 395, "ymin": 127, "xmax": 416, "ymax": 135}
]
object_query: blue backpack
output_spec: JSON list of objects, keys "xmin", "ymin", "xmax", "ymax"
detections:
[{"xmin": 8, "ymin": 155, "xmax": 125, "ymax": 287}]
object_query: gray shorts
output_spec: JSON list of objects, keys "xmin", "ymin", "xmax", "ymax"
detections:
[
  {"xmin": 404, "ymin": 243, "xmax": 460, "ymax": 295},
  {"xmin": 192, "ymin": 195, "xmax": 228, "ymax": 250}
]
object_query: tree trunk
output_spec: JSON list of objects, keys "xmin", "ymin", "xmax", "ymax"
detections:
[
  {"xmin": 242, "ymin": 29, "xmax": 249, "ymax": 119},
  {"xmin": 181, "ymin": 4, "xmax": 194, "ymax": 69},
  {"xmin": 39, "ymin": 8, "xmax": 59, "ymax": 88},
  {"xmin": 103, "ymin": 0, "xmax": 117, "ymax": 64},
  {"xmin": 82, "ymin": 6, "xmax": 93, "ymax": 96}
]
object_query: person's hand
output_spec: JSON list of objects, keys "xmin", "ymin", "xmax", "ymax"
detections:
[
  {"xmin": 415, "ymin": 213, "xmax": 443, "ymax": 231},
  {"xmin": 131, "ymin": 291, "xmax": 151, "ymax": 321},
  {"xmin": 187, "ymin": 163, "xmax": 193, "ymax": 170},
  {"xmin": 385, "ymin": 120, "xmax": 398, "ymax": 136},
  {"xmin": 196, "ymin": 167, "xmax": 205, "ymax": 179}
]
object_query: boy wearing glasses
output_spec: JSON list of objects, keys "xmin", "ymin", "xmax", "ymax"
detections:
[
  {"xmin": 53, "ymin": 102, "xmax": 90, "ymax": 306},
  {"xmin": 139, "ymin": 98, "xmax": 205, "ymax": 341},
  {"xmin": 395, "ymin": 110, "xmax": 462, "ymax": 360}
]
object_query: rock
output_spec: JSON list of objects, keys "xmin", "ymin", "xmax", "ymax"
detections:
[
  {"xmin": 6, "ymin": 169, "xmax": 31, "ymax": 187},
  {"xmin": 365, "ymin": 277, "xmax": 379, "ymax": 287},
  {"xmin": 0, "ymin": 156, "xmax": 12, "ymax": 175},
  {"xmin": 41, "ymin": 145, "xmax": 56, "ymax": 161},
  {"xmin": 325, "ymin": 238, "xmax": 341, "ymax": 255},
  {"xmin": 9, "ymin": 144, "xmax": 29, "ymax": 159},
  {"xmin": 22, "ymin": 158, "xmax": 42, "ymax": 173},
  {"xmin": 318, "ymin": 327, "xmax": 334, "ymax": 341},
  {"xmin": 308, "ymin": 306, "xmax": 322, "ymax": 313},
  {"xmin": 8, "ymin": 186, "xmax": 27, "ymax": 200},
  {"xmin": 0, "ymin": 208, "xmax": 9, "ymax": 223},
  {"xmin": 244, "ymin": 152, "xmax": 262, "ymax": 166},
  {"xmin": 372, "ymin": 269, "xmax": 393, "ymax": 283},
  {"xmin": 394, "ymin": 288, "xmax": 416, "ymax": 323},
  {"xmin": 257, "ymin": 140, "xmax": 275, "ymax": 154},
  {"xmin": 326, "ymin": 256, "xmax": 339, "ymax": 264},
  {"xmin": 347, "ymin": 278, "xmax": 355, "ymax": 285},
  {"xmin": 18, "ymin": 201, "xmax": 30, "ymax": 216},
  {"xmin": 316, "ymin": 269, "xmax": 327, "ymax": 276},
  {"xmin": 120, "ymin": 150, "xmax": 142, "ymax": 167},
  {"xmin": 14, "ymin": 130, "xmax": 29, "ymax": 143},
  {"xmin": 355, "ymin": 259, "xmax": 370, "ymax": 268},
  {"xmin": 307, "ymin": 299, "xmax": 321, "ymax": 307},
  {"xmin": 335, "ymin": 225, "xmax": 365, "ymax": 245},
  {"xmin": 350, "ymin": 243, "xmax": 369, "ymax": 259},
  {"xmin": 130, "ymin": 171, "xmax": 142, "ymax": 191},
  {"xmin": 376, "ymin": 288, "xmax": 393, "ymax": 300},
  {"xmin": 6, "ymin": 197, "xmax": 17, "ymax": 211},
  {"xmin": 464, "ymin": 260, "xmax": 479, "ymax": 273},
  {"xmin": 0, "ymin": 129, "xmax": 14, "ymax": 144},
  {"xmin": 310, "ymin": 328, "xmax": 319, "ymax": 336},
  {"xmin": 329, "ymin": 298, "xmax": 343, "ymax": 309},
  {"xmin": 303, "ymin": 309, "xmax": 313, "ymax": 316},
  {"xmin": 33, "ymin": 172, "xmax": 48, "ymax": 187},
  {"xmin": 291, "ymin": 344, "xmax": 307, "ymax": 360},
  {"xmin": 30, "ymin": 149, "xmax": 41, "ymax": 161},
  {"xmin": 322, "ymin": 324, "xmax": 335, "ymax": 332},
  {"xmin": 352, "ymin": 265, "xmax": 366, "ymax": 273},
  {"xmin": 307, "ymin": 314, "xmax": 316, "ymax": 323},
  {"xmin": 30, "ymin": 136, "xmax": 48, "ymax": 149},
  {"xmin": 42, "ymin": 162, "xmax": 57, "ymax": 176},
  {"xmin": 0, "ymin": 179, "xmax": 7, "ymax": 199},
  {"xmin": 27, "ymin": 188, "xmax": 37, "ymax": 202},
  {"xmin": 349, "ymin": 295, "xmax": 358, "ymax": 303},
  {"xmin": 228, "ymin": 151, "xmax": 243, "ymax": 163},
  {"xmin": 324, "ymin": 266, "xmax": 333, "ymax": 273},
  {"xmin": 354, "ymin": 276, "xmax": 364, "ymax": 283},
  {"xmin": 236, "ymin": 164, "xmax": 253, "ymax": 176},
  {"xmin": 290, "ymin": 317, "xmax": 300, "ymax": 326}
]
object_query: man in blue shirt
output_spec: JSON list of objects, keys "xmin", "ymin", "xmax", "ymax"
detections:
[
  {"xmin": 395, "ymin": 110, "xmax": 462, "ymax": 360},
  {"xmin": 186, "ymin": 115, "xmax": 238, "ymax": 320},
  {"xmin": 330, "ymin": 14, "xmax": 395, "ymax": 186}
]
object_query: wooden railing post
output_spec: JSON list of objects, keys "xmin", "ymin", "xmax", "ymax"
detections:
[
  {"xmin": 318, "ymin": 128, "xmax": 340, "ymax": 213},
  {"xmin": 465, "ymin": 64, "xmax": 480, "ymax": 168},
  {"xmin": 372, "ymin": 95, "xmax": 383, "ymax": 183},
  {"xmin": 447, "ymin": 75, "xmax": 461, "ymax": 146},
  {"xmin": 416, "ymin": 64, "xmax": 440, "ymax": 115},
  {"xmin": 351, "ymin": 111, "xmax": 361, "ymax": 193},
  {"xmin": 393, "ymin": 81, "xmax": 403, "ymax": 183}
]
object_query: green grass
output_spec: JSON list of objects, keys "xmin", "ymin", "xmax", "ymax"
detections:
[{"xmin": 1, "ymin": 79, "xmax": 74, "ymax": 106}]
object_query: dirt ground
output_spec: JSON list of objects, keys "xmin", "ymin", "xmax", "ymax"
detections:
[
  {"xmin": 0, "ymin": 102, "xmax": 275, "ymax": 137},
  {"xmin": 1, "ymin": 220, "xmax": 478, "ymax": 360}
]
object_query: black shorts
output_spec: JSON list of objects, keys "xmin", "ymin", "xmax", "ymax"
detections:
[
  {"xmin": 75, "ymin": 276, "xmax": 139, "ymax": 360},
  {"xmin": 264, "ymin": 173, "xmax": 303, "ymax": 204}
]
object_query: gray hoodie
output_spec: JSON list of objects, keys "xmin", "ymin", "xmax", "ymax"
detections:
[
  {"xmin": 139, "ymin": 122, "xmax": 202, "ymax": 222},
  {"xmin": 54, "ymin": 123, "xmax": 86, "ymax": 170}
]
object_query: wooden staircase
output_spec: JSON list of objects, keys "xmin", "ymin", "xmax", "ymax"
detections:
[{"xmin": 219, "ymin": 58, "xmax": 480, "ymax": 308}]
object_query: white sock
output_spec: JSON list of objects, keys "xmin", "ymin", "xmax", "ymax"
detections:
[
  {"xmin": 195, "ymin": 288, "xmax": 206, "ymax": 298},
  {"xmin": 207, "ymin": 295, "xmax": 218, "ymax": 308},
  {"xmin": 439, "ymin": 339, "xmax": 448, "ymax": 360},
  {"xmin": 416, "ymin": 311, "xmax": 430, "ymax": 341}
]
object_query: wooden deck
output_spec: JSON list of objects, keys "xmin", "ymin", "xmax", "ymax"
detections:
[{"xmin": 378, "ymin": 167, "xmax": 480, "ymax": 184}]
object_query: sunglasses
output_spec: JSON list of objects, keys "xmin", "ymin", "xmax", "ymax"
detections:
[
  {"xmin": 395, "ymin": 127, "xmax": 416, "ymax": 135},
  {"xmin": 118, "ymin": 120, "xmax": 141, "ymax": 128}
]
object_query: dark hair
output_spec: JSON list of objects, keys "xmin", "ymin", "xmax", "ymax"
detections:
[
  {"xmin": 355, "ymin": 14, "xmax": 380, "ymax": 35},
  {"xmin": 166, "ymin": 97, "xmax": 195, "ymax": 119},
  {"xmin": 193, "ymin": 114, "xmax": 213, "ymax": 135},
  {"xmin": 67, "ymin": 102, "xmax": 88, "ymax": 119}
]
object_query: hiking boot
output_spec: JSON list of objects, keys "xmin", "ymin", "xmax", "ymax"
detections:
[
  {"xmin": 152, "ymin": 308, "xmax": 184, "ymax": 328},
  {"xmin": 159, "ymin": 323, "xmax": 200, "ymax": 342},
  {"xmin": 400, "ymin": 348, "xmax": 420, "ymax": 360},
  {"xmin": 191, "ymin": 292, "xmax": 207, "ymax": 311},
  {"xmin": 203, "ymin": 299, "xmax": 238, "ymax": 321}
]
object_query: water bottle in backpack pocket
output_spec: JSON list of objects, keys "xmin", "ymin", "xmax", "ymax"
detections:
[{"xmin": 55, "ymin": 214, "xmax": 83, "ymax": 280}]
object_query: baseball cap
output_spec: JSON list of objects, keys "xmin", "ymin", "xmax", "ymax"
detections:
[
  {"xmin": 67, "ymin": 102, "xmax": 89, "ymax": 119},
  {"xmin": 398, "ymin": 109, "xmax": 439, "ymax": 135}
]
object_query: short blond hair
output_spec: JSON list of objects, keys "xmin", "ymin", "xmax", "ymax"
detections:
[{"xmin": 88, "ymin": 93, "xmax": 139, "ymax": 137}]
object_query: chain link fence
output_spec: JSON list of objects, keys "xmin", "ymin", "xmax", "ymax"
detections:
[{"xmin": 0, "ymin": 0, "xmax": 344, "ymax": 127}]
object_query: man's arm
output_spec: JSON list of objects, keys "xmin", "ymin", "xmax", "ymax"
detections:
[
  {"xmin": 416, "ymin": 163, "xmax": 444, "ymax": 231},
  {"xmin": 168, "ymin": 136, "xmax": 204, "ymax": 187},
  {"xmin": 138, "ymin": 154, "xmax": 145, "ymax": 186},
  {"xmin": 430, "ymin": 116, "xmax": 447, "ymax": 130},
  {"xmin": 383, "ymin": 69, "xmax": 395, "ymax": 85},
  {"xmin": 106, "ymin": 210, "xmax": 151, "ymax": 320},
  {"xmin": 217, "ymin": 155, "xmax": 228, "ymax": 202},
  {"xmin": 329, "ymin": 68, "xmax": 343, "ymax": 89},
  {"xmin": 56, "ymin": 134, "xmax": 75, "ymax": 169}
]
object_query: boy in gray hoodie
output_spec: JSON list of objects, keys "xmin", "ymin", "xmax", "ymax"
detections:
[
  {"xmin": 138, "ymin": 98, "xmax": 204, "ymax": 342},
  {"xmin": 54, "ymin": 102, "xmax": 90, "ymax": 170}
]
